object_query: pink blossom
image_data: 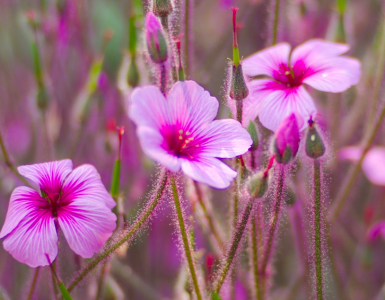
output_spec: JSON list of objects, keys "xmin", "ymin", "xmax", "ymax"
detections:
[
  {"xmin": 339, "ymin": 146, "xmax": 385, "ymax": 186},
  {"xmin": 129, "ymin": 81, "xmax": 252, "ymax": 189},
  {"xmin": 242, "ymin": 39, "xmax": 361, "ymax": 131},
  {"xmin": 367, "ymin": 221, "xmax": 385, "ymax": 242},
  {"xmin": 0, "ymin": 160, "xmax": 116, "ymax": 267},
  {"xmin": 274, "ymin": 113, "xmax": 300, "ymax": 163}
]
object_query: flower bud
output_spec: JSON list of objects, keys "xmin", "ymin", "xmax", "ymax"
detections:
[
  {"xmin": 145, "ymin": 12, "xmax": 168, "ymax": 64},
  {"xmin": 305, "ymin": 123, "xmax": 325, "ymax": 159},
  {"xmin": 229, "ymin": 63, "xmax": 249, "ymax": 101},
  {"xmin": 153, "ymin": 0, "xmax": 173, "ymax": 17},
  {"xmin": 247, "ymin": 121, "xmax": 259, "ymax": 151},
  {"xmin": 247, "ymin": 172, "xmax": 268, "ymax": 199},
  {"xmin": 127, "ymin": 58, "xmax": 140, "ymax": 87},
  {"xmin": 274, "ymin": 114, "xmax": 300, "ymax": 164},
  {"xmin": 284, "ymin": 186, "xmax": 296, "ymax": 206}
]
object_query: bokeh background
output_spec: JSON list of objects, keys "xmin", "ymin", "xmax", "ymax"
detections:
[{"xmin": 0, "ymin": 0, "xmax": 385, "ymax": 299}]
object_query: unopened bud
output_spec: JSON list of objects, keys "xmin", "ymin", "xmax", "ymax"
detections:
[
  {"xmin": 153, "ymin": 0, "xmax": 173, "ymax": 17},
  {"xmin": 229, "ymin": 64, "xmax": 249, "ymax": 101},
  {"xmin": 247, "ymin": 172, "xmax": 268, "ymax": 199},
  {"xmin": 284, "ymin": 186, "xmax": 296, "ymax": 206},
  {"xmin": 247, "ymin": 121, "xmax": 259, "ymax": 151},
  {"xmin": 127, "ymin": 58, "xmax": 140, "ymax": 87},
  {"xmin": 145, "ymin": 12, "xmax": 168, "ymax": 64},
  {"xmin": 274, "ymin": 114, "xmax": 300, "ymax": 164},
  {"xmin": 305, "ymin": 123, "xmax": 325, "ymax": 159}
]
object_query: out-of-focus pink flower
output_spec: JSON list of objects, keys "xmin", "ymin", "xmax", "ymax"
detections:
[
  {"xmin": 129, "ymin": 81, "xmax": 252, "ymax": 189},
  {"xmin": 367, "ymin": 221, "xmax": 385, "ymax": 242},
  {"xmin": 145, "ymin": 12, "xmax": 168, "ymax": 64},
  {"xmin": 0, "ymin": 160, "xmax": 116, "ymax": 267},
  {"xmin": 274, "ymin": 113, "xmax": 300, "ymax": 163},
  {"xmin": 339, "ymin": 147, "xmax": 385, "ymax": 186},
  {"xmin": 242, "ymin": 39, "xmax": 361, "ymax": 131}
]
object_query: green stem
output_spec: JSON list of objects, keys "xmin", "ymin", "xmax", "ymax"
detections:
[
  {"xmin": 0, "ymin": 130, "xmax": 31, "ymax": 187},
  {"xmin": 160, "ymin": 63, "xmax": 167, "ymax": 96},
  {"xmin": 51, "ymin": 261, "xmax": 59, "ymax": 299},
  {"xmin": 193, "ymin": 181, "xmax": 224, "ymax": 249},
  {"xmin": 261, "ymin": 165, "xmax": 284, "ymax": 277},
  {"xmin": 26, "ymin": 267, "xmax": 40, "ymax": 300},
  {"xmin": 170, "ymin": 174, "xmax": 203, "ymax": 300},
  {"xmin": 272, "ymin": 0, "xmax": 280, "ymax": 45},
  {"xmin": 66, "ymin": 169, "xmax": 168, "ymax": 293},
  {"xmin": 95, "ymin": 261, "xmax": 108, "ymax": 300},
  {"xmin": 251, "ymin": 209, "xmax": 262, "ymax": 300},
  {"xmin": 236, "ymin": 100, "xmax": 243, "ymax": 125},
  {"xmin": 214, "ymin": 198, "xmax": 254, "ymax": 294},
  {"xmin": 313, "ymin": 160, "xmax": 323, "ymax": 300},
  {"xmin": 184, "ymin": 0, "xmax": 190, "ymax": 77}
]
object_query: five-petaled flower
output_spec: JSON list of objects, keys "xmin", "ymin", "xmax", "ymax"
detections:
[
  {"xmin": 130, "ymin": 80, "xmax": 252, "ymax": 189},
  {"xmin": 0, "ymin": 160, "xmax": 116, "ymax": 267},
  {"xmin": 240, "ymin": 39, "xmax": 361, "ymax": 131}
]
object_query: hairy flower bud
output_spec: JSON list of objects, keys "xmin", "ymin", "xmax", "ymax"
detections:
[
  {"xmin": 145, "ymin": 12, "xmax": 168, "ymax": 64},
  {"xmin": 274, "ymin": 114, "xmax": 300, "ymax": 164},
  {"xmin": 229, "ymin": 64, "xmax": 249, "ymax": 101},
  {"xmin": 247, "ymin": 172, "xmax": 269, "ymax": 199},
  {"xmin": 247, "ymin": 121, "xmax": 259, "ymax": 151},
  {"xmin": 153, "ymin": 0, "xmax": 173, "ymax": 17},
  {"xmin": 305, "ymin": 122, "xmax": 325, "ymax": 159}
]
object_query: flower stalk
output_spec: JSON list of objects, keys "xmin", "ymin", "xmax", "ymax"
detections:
[
  {"xmin": 170, "ymin": 174, "xmax": 203, "ymax": 300},
  {"xmin": 272, "ymin": 0, "xmax": 280, "ymax": 45},
  {"xmin": 251, "ymin": 205, "xmax": 262, "ymax": 300},
  {"xmin": 66, "ymin": 169, "xmax": 168, "ymax": 292},
  {"xmin": 26, "ymin": 267, "xmax": 40, "ymax": 300}
]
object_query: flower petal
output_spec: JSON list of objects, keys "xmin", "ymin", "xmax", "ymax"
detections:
[
  {"xmin": 0, "ymin": 187, "xmax": 47, "ymax": 238},
  {"xmin": 167, "ymin": 80, "xmax": 219, "ymax": 132},
  {"xmin": 338, "ymin": 146, "xmax": 363, "ymax": 162},
  {"xmin": 198, "ymin": 119, "xmax": 252, "ymax": 158},
  {"xmin": 242, "ymin": 43, "xmax": 291, "ymax": 77},
  {"xmin": 302, "ymin": 57, "xmax": 361, "ymax": 92},
  {"xmin": 367, "ymin": 221, "xmax": 385, "ymax": 242},
  {"xmin": 291, "ymin": 40, "xmax": 360, "ymax": 92},
  {"xmin": 18, "ymin": 159, "xmax": 73, "ymax": 195},
  {"xmin": 61, "ymin": 164, "xmax": 116, "ymax": 209},
  {"xmin": 255, "ymin": 83, "xmax": 315, "ymax": 132},
  {"xmin": 2, "ymin": 209, "xmax": 57, "ymax": 267},
  {"xmin": 137, "ymin": 127, "xmax": 182, "ymax": 172},
  {"xmin": 129, "ymin": 85, "xmax": 172, "ymax": 130},
  {"xmin": 58, "ymin": 201, "xmax": 117, "ymax": 258},
  {"xmin": 361, "ymin": 148, "xmax": 385, "ymax": 186},
  {"xmin": 180, "ymin": 157, "xmax": 237, "ymax": 189}
]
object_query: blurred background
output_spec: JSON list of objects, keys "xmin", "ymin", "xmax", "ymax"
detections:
[{"xmin": 0, "ymin": 0, "xmax": 385, "ymax": 299}]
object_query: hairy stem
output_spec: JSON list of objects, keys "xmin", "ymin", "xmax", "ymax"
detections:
[
  {"xmin": 193, "ymin": 181, "xmax": 224, "ymax": 249},
  {"xmin": 251, "ymin": 207, "xmax": 262, "ymax": 300},
  {"xmin": 26, "ymin": 267, "xmax": 40, "ymax": 300},
  {"xmin": 214, "ymin": 198, "xmax": 255, "ymax": 294},
  {"xmin": 0, "ymin": 130, "xmax": 31, "ymax": 186},
  {"xmin": 261, "ymin": 165, "xmax": 284, "ymax": 279},
  {"xmin": 95, "ymin": 261, "xmax": 108, "ymax": 300},
  {"xmin": 184, "ymin": 0, "xmax": 190, "ymax": 78},
  {"xmin": 66, "ymin": 169, "xmax": 168, "ymax": 292},
  {"xmin": 170, "ymin": 174, "xmax": 203, "ymax": 300},
  {"xmin": 272, "ymin": 0, "xmax": 280, "ymax": 45},
  {"xmin": 236, "ymin": 100, "xmax": 243, "ymax": 125},
  {"xmin": 313, "ymin": 160, "xmax": 324, "ymax": 300},
  {"xmin": 160, "ymin": 63, "xmax": 167, "ymax": 95}
]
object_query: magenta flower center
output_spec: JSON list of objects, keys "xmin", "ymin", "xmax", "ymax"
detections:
[
  {"xmin": 273, "ymin": 61, "xmax": 309, "ymax": 88},
  {"xmin": 161, "ymin": 125, "xmax": 204, "ymax": 160},
  {"xmin": 42, "ymin": 189, "xmax": 68, "ymax": 217}
]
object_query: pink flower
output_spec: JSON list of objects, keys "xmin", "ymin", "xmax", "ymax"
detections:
[
  {"xmin": 242, "ymin": 39, "xmax": 361, "ymax": 131},
  {"xmin": 0, "ymin": 160, "xmax": 116, "ymax": 267},
  {"xmin": 274, "ymin": 113, "xmax": 300, "ymax": 163},
  {"xmin": 339, "ymin": 146, "xmax": 385, "ymax": 186},
  {"xmin": 129, "ymin": 80, "xmax": 252, "ymax": 189}
]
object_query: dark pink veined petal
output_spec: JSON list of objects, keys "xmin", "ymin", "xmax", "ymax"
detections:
[
  {"xmin": 242, "ymin": 43, "xmax": 291, "ymax": 77},
  {"xmin": 291, "ymin": 40, "xmax": 360, "ymax": 92},
  {"xmin": 275, "ymin": 113, "xmax": 300, "ymax": 157},
  {"xmin": 301, "ymin": 56, "xmax": 360, "ymax": 92},
  {"xmin": 57, "ymin": 201, "xmax": 117, "ymax": 258},
  {"xmin": 137, "ymin": 127, "xmax": 182, "ymax": 172},
  {"xmin": 197, "ymin": 119, "xmax": 252, "ymax": 158},
  {"xmin": 258, "ymin": 84, "xmax": 315, "ymax": 132},
  {"xmin": 2, "ymin": 208, "xmax": 57, "ymax": 267},
  {"xmin": 61, "ymin": 164, "xmax": 116, "ymax": 209},
  {"xmin": 167, "ymin": 81, "xmax": 219, "ymax": 132},
  {"xmin": 180, "ymin": 157, "xmax": 237, "ymax": 189},
  {"xmin": 291, "ymin": 39, "xmax": 350, "ymax": 65},
  {"xmin": 0, "ymin": 187, "xmax": 48, "ymax": 238},
  {"xmin": 18, "ymin": 159, "xmax": 73, "ymax": 195},
  {"xmin": 129, "ymin": 85, "xmax": 172, "ymax": 130}
]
